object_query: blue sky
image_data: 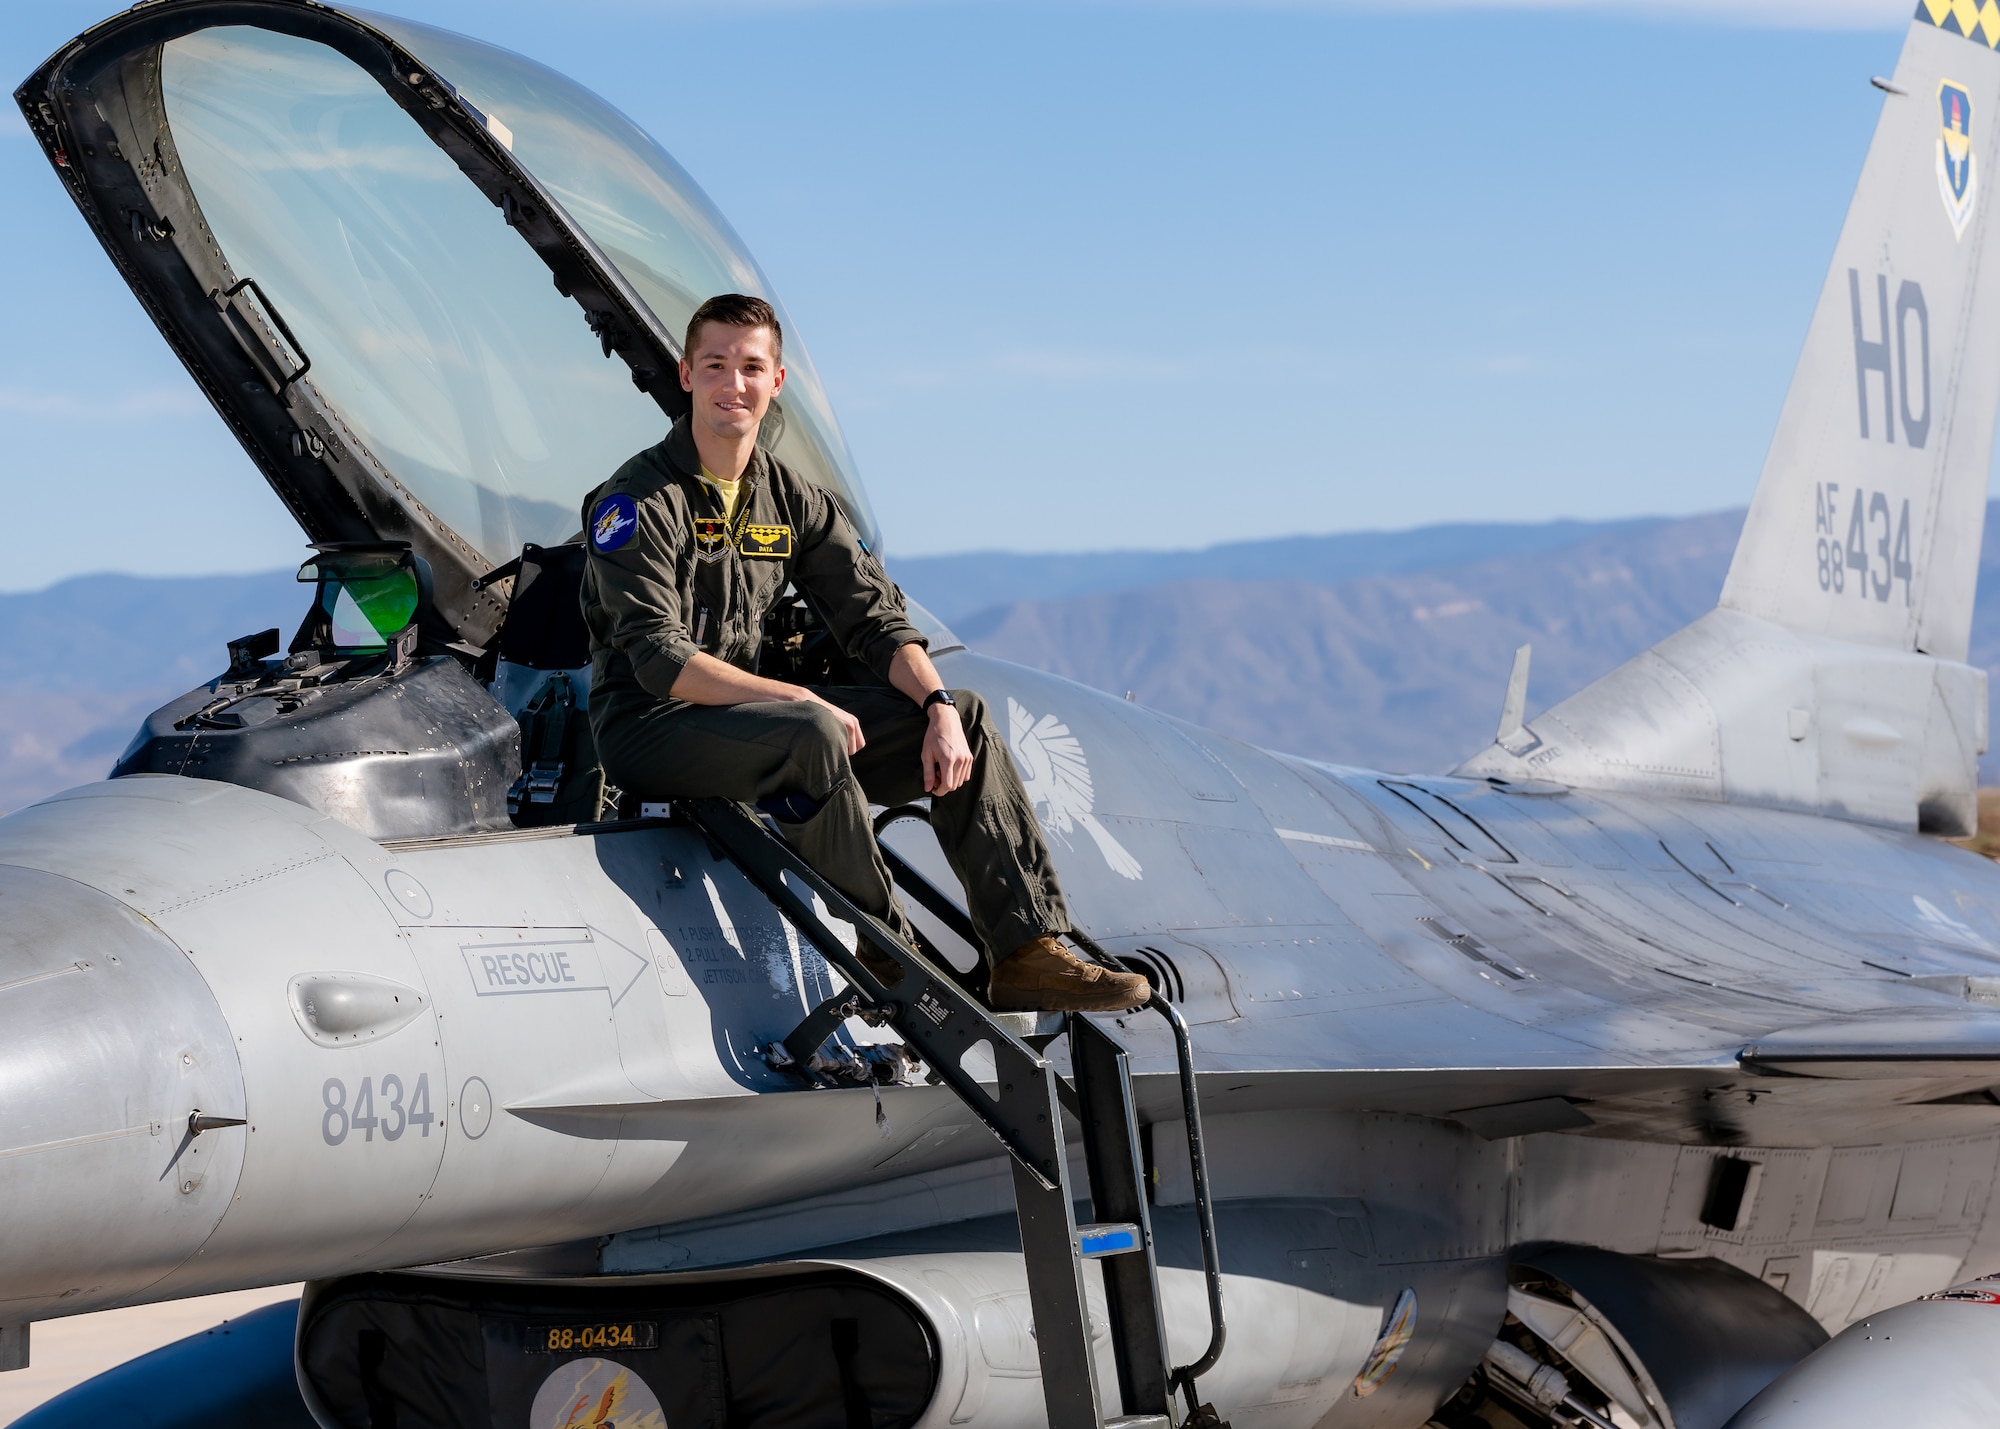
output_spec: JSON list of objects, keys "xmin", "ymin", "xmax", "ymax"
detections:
[{"xmin": 0, "ymin": 0, "xmax": 1921, "ymax": 588}]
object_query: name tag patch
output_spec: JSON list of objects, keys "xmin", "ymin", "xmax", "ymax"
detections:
[
  {"xmin": 691, "ymin": 517, "xmax": 729, "ymax": 562},
  {"xmin": 739, "ymin": 524, "xmax": 793, "ymax": 558}
]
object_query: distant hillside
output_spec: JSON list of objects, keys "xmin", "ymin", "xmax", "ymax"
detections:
[
  {"xmin": 934, "ymin": 510, "xmax": 1747, "ymax": 774},
  {"xmin": 0, "ymin": 570, "xmax": 300, "ymax": 812},
  {"xmin": 0, "ymin": 570, "xmax": 301, "ymax": 692},
  {"xmin": 4, "ymin": 507, "xmax": 1999, "ymax": 814},
  {"xmin": 892, "ymin": 516, "xmax": 1660, "ymax": 625},
  {"xmin": 912, "ymin": 503, "xmax": 2000, "ymax": 778}
]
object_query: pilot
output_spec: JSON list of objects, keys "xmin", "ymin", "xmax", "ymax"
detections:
[{"xmin": 578, "ymin": 293, "xmax": 1149, "ymax": 1014}]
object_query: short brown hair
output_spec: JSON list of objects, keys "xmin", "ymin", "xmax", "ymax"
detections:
[{"xmin": 685, "ymin": 293, "xmax": 782, "ymax": 363}]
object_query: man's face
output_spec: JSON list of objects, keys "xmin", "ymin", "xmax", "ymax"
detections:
[{"xmin": 680, "ymin": 322, "xmax": 785, "ymax": 444}]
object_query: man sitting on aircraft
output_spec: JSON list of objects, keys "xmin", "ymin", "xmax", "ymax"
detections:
[{"xmin": 578, "ymin": 293, "xmax": 1149, "ymax": 1014}]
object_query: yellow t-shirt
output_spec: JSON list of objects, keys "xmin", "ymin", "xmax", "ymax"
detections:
[{"xmin": 699, "ymin": 466, "xmax": 743, "ymax": 523}]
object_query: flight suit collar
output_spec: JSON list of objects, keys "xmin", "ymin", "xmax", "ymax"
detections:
[{"xmin": 662, "ymin": 416, "xmax": 771, "ymax": 494}]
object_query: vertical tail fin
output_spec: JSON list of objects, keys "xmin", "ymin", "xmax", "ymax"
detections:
[
  {"xmin": 1723, "ymin": 8, "xmax": 2000, "ymax": 661},
  {"xmin": 1460, "ymin": 9, "xmax": 1997, "ymax": 832}
]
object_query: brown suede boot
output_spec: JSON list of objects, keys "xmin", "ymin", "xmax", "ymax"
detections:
[{"xmin": 988, "ymin": 936, "xmax": 1152, "ymax": 1013}]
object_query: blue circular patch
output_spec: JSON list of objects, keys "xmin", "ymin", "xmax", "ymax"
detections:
[{"xmin": 589, "ymin": 492, "xmax": 638, "ymax": 553}]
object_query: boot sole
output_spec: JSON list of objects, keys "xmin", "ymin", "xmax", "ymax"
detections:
[{"xmin": 987, "ymin": 987, "xmax": 1150, "ymax": 1014}]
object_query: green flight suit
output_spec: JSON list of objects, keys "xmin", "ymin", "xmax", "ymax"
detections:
[{"xmin": 578, "ymin": 418, "xmax": 1072, "ymax": 964}]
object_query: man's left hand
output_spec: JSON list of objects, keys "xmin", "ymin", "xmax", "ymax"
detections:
[{"xmin": 923, "ymin": 705, "xmax": 974, "ymax": 796}]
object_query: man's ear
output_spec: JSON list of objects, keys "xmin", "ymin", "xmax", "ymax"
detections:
[
  {"xmin": 771, "ymin": 364, "xmax": 786, "ymax": 398},
  {"xmin": 679, "ymin": 357, "xmax": 694, "ymax": 393}
]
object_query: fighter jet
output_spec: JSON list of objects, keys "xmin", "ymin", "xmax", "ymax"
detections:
[{"xmin": 9, "ymin": 3, "xmax": 2000, "ymax": 1427}]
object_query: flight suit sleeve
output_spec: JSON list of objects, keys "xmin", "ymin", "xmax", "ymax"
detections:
[
  {"xmin": 788, "ymin": 479, "xmax": 926, "ymax": 682},
  {"xmin": 583, "ymin": 482, "xmax": 701, "ymax": 701}
]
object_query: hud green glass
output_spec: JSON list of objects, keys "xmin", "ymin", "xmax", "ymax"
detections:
[{"xmin": 298, "ymin": 550, "xmax": 421, "ymax": 651}]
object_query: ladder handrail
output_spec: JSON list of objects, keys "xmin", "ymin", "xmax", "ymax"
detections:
[
  {"xmin": 698, "ymin": 795, "xmax": 1228, "ymax": 1425},
  {"xmin": 1149, "ymin": 993, "xmax": 1227, "ymax": 1398},
  {"xmin": 686, "ymin": 796, "xmax": 1115, "ymax": 1427},
  {"xmin": 873, "ymin": 805, "xmax": 1228, "ymax": 1407},
  {"xmin": 1057, "ymin": 923, "xmax": 1227, "ymax": 1397}
]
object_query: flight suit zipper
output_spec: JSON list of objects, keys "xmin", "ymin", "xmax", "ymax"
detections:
[
  {"xmin": 729, "ymin": 471, "xmax": 757, "ymax": 665},
  {"xmin": 689, "ymin": 464, "xmax": 765, "ymax": 667}
]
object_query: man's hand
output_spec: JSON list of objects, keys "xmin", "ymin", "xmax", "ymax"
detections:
[
  {"xmin": 888, "ymin": 643, "xmax": 971, "ymax": 793},
  {"xmin": 812, "ymin": 692, "xmax": 866, "ymax": 757},
  {"xmin": 923, "ymin": 704, "xmax": 974, "ymax": 795}
]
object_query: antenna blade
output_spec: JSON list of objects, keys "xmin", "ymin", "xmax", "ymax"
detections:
[{"xmin": 1496, "ymin": 644, "xmax": 1532, "ymax": 745}]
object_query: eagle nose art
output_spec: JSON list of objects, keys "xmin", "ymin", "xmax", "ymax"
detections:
[{"xmin": 0, "ymin": 865, "xmax": 246, "ymax": 1311}]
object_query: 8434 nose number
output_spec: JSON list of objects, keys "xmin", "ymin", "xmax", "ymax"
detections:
[{"xmin": 321, "ymin": 1073, "xmax": 436, "ymax": 1145}]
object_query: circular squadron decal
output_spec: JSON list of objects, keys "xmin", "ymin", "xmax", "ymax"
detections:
[
  {"xmin": 590, "ymin": 493, "xmax": 639, "ymax": 553},
  {"xmin": 530, "ymin": 1357, "xmax": 667, "ymax": 1429}
]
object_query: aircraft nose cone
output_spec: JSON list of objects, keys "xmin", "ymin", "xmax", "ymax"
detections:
[{"xmin": 0, "ymin": 865, "xmax": 246, "ymax": 1316}]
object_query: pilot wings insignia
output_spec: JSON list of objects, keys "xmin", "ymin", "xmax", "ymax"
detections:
[
  {"xmin": 1939, "ymin": 80, "xmax": 1977, "ymax": 241},
  {"xmin": 1006, "ymin": 697, "xmax": 1143, "ymax": 881}
]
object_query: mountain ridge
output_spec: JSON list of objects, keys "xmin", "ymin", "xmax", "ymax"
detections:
[
  {"xmin": 4, "ymin": 505, "xmax": 1997, "ymax": 814},
  {"xmin": 928, "ymin": 509, "xmax": 1750, "ymax": 774},
  {"xmin": 891, "ymin": 515, "xmax": 1669, "ymax": 626}
]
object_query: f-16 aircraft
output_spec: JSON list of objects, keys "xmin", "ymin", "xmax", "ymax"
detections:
[{"xmin": 12, "ymin": 3, "xmax": 2000, "ymax": 1427}]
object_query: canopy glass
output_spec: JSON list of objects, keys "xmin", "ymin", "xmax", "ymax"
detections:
[{"xmin": 160, "ymin": 16, "xmax": 877, "ymax": 573}]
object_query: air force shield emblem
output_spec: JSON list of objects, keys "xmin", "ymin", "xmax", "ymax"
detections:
[
  {"xmin": 1939, "ymin": 80, "xmax": 1977, "ymax": 241},
  {"xmin": 690, "ymin": 518, "xmax": 729, "ymax": 562}
]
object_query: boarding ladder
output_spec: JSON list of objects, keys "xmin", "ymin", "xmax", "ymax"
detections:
[{"xmin": 681, "ymin": 797, "xmax": 1229, "ymax": 1429}]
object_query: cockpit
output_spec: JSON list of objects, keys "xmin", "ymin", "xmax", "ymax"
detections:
[{"xmin": 23, "ymin": 2, "xmax": 934, "ymax": 839}]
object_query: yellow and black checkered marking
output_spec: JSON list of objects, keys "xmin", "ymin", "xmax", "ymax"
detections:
[{"xmin": 1918, "ymin": 0, "xmax": 2000, "ymax": 48}]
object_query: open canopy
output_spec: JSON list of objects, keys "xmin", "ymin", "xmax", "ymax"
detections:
[{"xmin": 18, "ymin": 2, "xmax": 876, "ymax": 646}]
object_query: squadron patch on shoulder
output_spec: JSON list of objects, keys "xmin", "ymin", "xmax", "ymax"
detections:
[
  {"xmin": 589, "ymin": 493, "xmax": 637, "ymax": 553},
  {"xmin": 691, "ymin": 517, "xmax": 730, "ymax": 562},
  {"xmin": 738, "ymin": 524, "xmax": 794, "ymax": 558},
  {"xmin": 1940, "ymin": 79, "xmax": 1977, "ymax": 241}
]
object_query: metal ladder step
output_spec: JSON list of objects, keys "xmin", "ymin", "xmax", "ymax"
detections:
[
  {"xmin": 681, "ymin": 797, "xmax": 1228, "ymax": 1429},
  {"xmin": 874, "ymin": 806, "xmax": 1229, "ymax": 1424}
]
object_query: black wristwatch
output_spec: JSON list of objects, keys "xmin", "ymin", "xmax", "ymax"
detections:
[{"xmin": 922, "ymin": 688, "xmax": 956, "ymax": 713}]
